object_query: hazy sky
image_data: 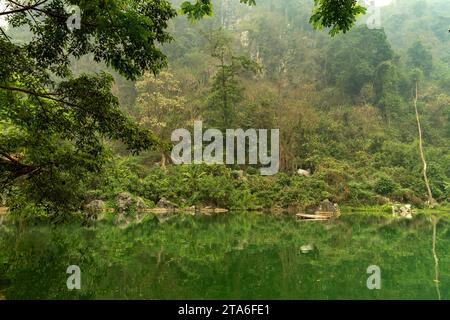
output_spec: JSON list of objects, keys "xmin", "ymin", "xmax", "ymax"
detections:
[
  {"xmin": 0, "ymin": 1, "xmax": 6, "ymax": 28},
  {"xmin": 374, "ymin": 0, "xmax": 394, "ymax": 7},
  {"xmin": 0, "ymin": 0, "xmax": 396, "ymax": 28}
]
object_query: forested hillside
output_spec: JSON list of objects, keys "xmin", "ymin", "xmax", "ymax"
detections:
[
  {"xmin": 1, "ymin": 0, "xmax": 449, "ymax": 218},
  {"xmin": 1, "ymin": 0, "xmax": 449, "ymax": 303},
  {"xmin": 97, "ymin": 0, "xmax": 450, "ymax": 211}
]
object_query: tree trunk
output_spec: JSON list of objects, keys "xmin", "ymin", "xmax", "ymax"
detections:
[
  {"xmin": 160, "ymin": 152, "xmax": 167, "ymax": 171},
  {"xmin": 413, "ymin": 81, "xmax": 435, "ymax": 206}
]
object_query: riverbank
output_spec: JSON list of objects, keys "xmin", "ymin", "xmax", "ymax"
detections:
[
  {"xmin": 5, "ymin": 162, "xmax": 448, "ymax": 220},
  {"xmin": 1, "ymin": 204, "xmax": 449, "ymax": 227}
]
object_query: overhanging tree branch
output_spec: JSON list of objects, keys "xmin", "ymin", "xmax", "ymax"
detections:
[
  {"xmin": 0, "ymin": 0, "xmax": 49, "ymax": 16},
  {"xmin": 0, "ymin": 84, "xmax": 77, "ymax": 107}
]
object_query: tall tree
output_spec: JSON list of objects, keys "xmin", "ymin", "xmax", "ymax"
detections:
[
  {"xmin": 325, "ymin": 27, "xmax": 394, "ymax": 97},
  {"xmin": 205, "ymin": 29, "xmax": 258, "ymax": 129},
  {"xmin": 407, "ymin": 41, "xmax": 433, "ymax": 77},
  {"xmin": 412, "ymin": 72, "xmax": 435, "ymax": 206},
  {"xmin": 0, "ymin": 0, "xmax": 176, "ymax": 212},
  {"xmin": 135, "ymin": 71, "xmax": 189, "ymax": 169}
]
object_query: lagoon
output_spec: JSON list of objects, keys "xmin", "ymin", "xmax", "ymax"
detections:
[{"xmin": 0, "ymin": 211, "xmax": 448, "ymax": 300}]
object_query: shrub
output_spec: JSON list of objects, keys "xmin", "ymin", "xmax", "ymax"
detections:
[{"xmin": 374, "ymin": 176, "xmax": 398, "ymax": 196}]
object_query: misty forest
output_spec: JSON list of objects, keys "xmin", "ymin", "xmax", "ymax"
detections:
[{"xmin": 0, "ymin": 0, "xmax": 449, "ymax": 300}]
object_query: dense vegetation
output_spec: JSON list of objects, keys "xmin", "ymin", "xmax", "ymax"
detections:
[
  {"xmin": 0, "ymin": 0, "xmax": 449, "ymax": 302},
  {"xmin": 0, "ymin": 0, "xmax": 449, "ymax": 221}
]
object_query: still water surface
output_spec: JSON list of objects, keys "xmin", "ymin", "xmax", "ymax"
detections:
[{"xmin": 0, "ymin": 212, "xmax": 448, "ymax": 299}]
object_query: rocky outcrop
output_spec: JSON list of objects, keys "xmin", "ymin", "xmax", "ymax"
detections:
[
  {"xmin": 136, "ymin": 197, "xmax": 147, "ymax": 210},
  {"xmin": 297, "ymin": 169, "xmax": 311, "ymax": 177},
  {"xmin": 156, "ymin": 197, "xmax": 178, "ymax": 209},
  {"xmin": 232, "ymin": 170, "xmax": 244, "ymax": 179},
  {"xmin": 375, "ymin": 196, "xmax": 391, "ymax": 205},
  {"xmin": 84, "ymin": 200, "xmax": 106, "ymax": 220},
  {"xmin": 232, "ymin": 170, "xmax": 248, "ymax": 183},
  {"xmin": 116, "ymin": 192, "xmax": 133, "ymax": 213},
  {"xmin": 85, "ymin": 200, "xmax": 105, "ymax": 212},
  {"xmin": 305, "ymin": 200, "xmax": 340, "ymax": 217}
]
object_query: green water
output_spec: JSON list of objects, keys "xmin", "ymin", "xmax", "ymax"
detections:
[{"xmin": 0, "ymin": 212, "xmax": 449, "ymax": 300}]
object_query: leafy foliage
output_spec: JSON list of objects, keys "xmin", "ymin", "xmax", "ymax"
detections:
[
  {"xmin": 181, "ymin": 0, "xmax": 255, "ymax": 20},
  {"xmin": 310, "ymin": 0, "xmax": 366, "ymax": 36},
  {"xmin": 0, "ymin": 0, "xmax": 175, "ymax": 213}
]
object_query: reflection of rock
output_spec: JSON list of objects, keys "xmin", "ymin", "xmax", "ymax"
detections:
[
  {"xmin": 85, "ymin": 200, "xmax": 105, "ymax": 212},
  {"xmin": 392, "ymin": 204, "xmax": 414, "ymax": 219},
  {"xmin": 157, "ymin": 198, "xmax": 178, "ymax": 209},
  {"xmin": 300, "ymin": 244, "xmax": 316, "ymax": 254},
  {"xmin": 84, "ymin": 200, "xmax": 105, "ymax": 220},
  {"xmin": 156, "ymin": 215, "xmax": 175, "ymax": 224},
  {"xmin": 116, "ymin": 192, "xmax": 133, "ymax": 212}
]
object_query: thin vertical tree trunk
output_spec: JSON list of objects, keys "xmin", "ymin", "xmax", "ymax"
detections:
[
  {"xmin": 160, "ymin": 152, "xmax": 167, "ymax": 171},
  {"xmin": 221, "ymin": 52, "xmax": 229, "ymax": 127},
  {"xmin": 413, "ymin": 81, "xmax": 434, "ymax": 206}
]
